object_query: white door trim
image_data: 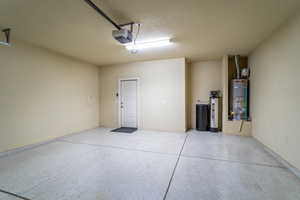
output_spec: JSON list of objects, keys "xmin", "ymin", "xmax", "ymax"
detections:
[{"xmin": 118, "ymin": 77, "xmax": 140, "ymax": 128}]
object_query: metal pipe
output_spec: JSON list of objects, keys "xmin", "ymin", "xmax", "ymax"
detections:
[
  {"xmin": 119, "ymin": 22, "xmax": 135, "ymax": 27},
  {"xmin": 235, "ymin": 55, "xmax": 240, "ymax": 79},
  {"xmin": 83, "ymin": 0, "xmax": 121, "ymax": 30},
  {"xmin": 119, "ymin": 22, "xmax": 135, "ymax": 32},
  {"xmin": 0, "ymin": 42, "xmax": 9, "ymax": 46},
  {"xmin": 0, "ymin": 29, "xmax": 11, "ymax": 46}
]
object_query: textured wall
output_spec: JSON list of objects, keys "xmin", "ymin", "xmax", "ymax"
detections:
[
  {"xmin": 0, "ymin": 41, "xmax": 99, "ymax": 152},
  {"xmin": 249, "ymin": 12, "xmax": 300, "ymax": 170},
  {"xmin": 189, "ymin": 61, "xmax": 222, "ymax": 129},
  {"xmin": 99, "ymin": 58, "xmax": 186, "ymax": 132}
]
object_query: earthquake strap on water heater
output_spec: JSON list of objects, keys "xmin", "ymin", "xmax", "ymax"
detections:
[{"xmin": 239, "ymin": 120, "xmax": 244, "ymax": 132}]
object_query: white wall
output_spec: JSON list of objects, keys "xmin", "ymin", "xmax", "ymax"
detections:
[
  {"xmin": 249, "ymin": 12, "xmax": 300, "ymax": 170},
  {"xmin": 99, "ymin": 58, "xmax": 186, "ymax": 132},
  {"xmin": 0, "ymin": 41, "xmax": 99, "ymax": 152},
  {"xmin": 189, "ymin": 61, "xmax": 222, "ymax": 129}
]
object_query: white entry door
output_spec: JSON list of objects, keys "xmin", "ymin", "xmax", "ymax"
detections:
[{"xmin": 120, "ymin": 79, "xmax": 138, "ymax": 128}]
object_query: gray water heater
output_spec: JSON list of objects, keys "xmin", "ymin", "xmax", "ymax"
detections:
[{"xmin": 231, "ymin": 79, "xmax": 249, "ymax": 120}]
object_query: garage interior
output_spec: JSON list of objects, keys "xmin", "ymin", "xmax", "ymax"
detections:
[{"xmin": 0, "ymin": 0, "xmax": 300, "ymax": 199}]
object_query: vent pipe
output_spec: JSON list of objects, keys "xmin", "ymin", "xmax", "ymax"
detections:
[
  {"xmin": 234, "ymin": 55, "xmax": 240, "ymax": 79},
  {"xmin": 0, "ymin": 29, "xmax": 11, "ymax": 46}
]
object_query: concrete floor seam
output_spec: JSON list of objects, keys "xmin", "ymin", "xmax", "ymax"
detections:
[
  {"xmin": 0, "ymin": 189, "xmax": 31, "ymax": 200},
  {"xmin": 0, "ymin": 128, "xmax": 107, "ymax": 160},
  {"xmin": 58, "ymin": 139, "xmax": 180, "ymax": 156},
  {"xmin": 181, "ymin": 154, "xmax": 286, "ymax": 169},
  {"xmin": 162, "ymin": 133, "xmax": 189, "ymax": 200},
  {"xmin": 0, "ymin": 141, "xmax": 56, "ymax": 160}
]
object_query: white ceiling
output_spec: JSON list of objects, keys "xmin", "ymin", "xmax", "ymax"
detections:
[{"xmin": 0, "ymin": 0, "xmax": 299, "ymax": 65}]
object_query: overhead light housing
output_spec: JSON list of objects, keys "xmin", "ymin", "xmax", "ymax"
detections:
[
  {"xmin": 125, "ymin": 38, "xmax": 172, "ymax": 50},
  {"xmin": 112, "ymin": 29, "xmax": 133, "ymax": 44}
]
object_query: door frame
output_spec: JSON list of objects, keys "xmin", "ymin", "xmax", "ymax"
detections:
[{"xmin": 118, "ymin": 77, "xmax": 140, "ymax": 128}]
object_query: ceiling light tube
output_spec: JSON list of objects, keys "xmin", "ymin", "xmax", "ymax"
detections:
[{"xmin": 125, "ymin": 38, "xmax": 172, "ymax": 50}]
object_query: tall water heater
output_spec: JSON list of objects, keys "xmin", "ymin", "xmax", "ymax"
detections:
[{"xmin": 231, "ymin": 79, "xmax": 249, "ymax": 120}]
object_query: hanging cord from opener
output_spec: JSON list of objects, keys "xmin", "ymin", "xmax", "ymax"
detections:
[{"xmin": 130, "ymin": 23, "xmax": 141, "ymax": 54}]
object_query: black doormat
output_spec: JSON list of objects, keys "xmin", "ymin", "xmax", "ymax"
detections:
[{"xmin": 111, "ymin": 127, "xmax": 138, "ymax": 133}]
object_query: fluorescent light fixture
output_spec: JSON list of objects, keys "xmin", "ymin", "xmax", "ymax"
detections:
[{"xmin": 125, "ymin": 38, "xmax": 172, "ymax": 50}]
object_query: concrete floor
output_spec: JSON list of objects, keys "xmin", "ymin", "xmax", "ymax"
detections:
[{"xmin": 0, "ymin": 128, "xmax": 299, "ymax": 200}]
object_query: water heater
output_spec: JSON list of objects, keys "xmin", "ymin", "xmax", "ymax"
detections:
[
  {"xmin": 210, "ymin": 91, "xmax": 221, "ymax": 132},
  {"xmin": 231, "ymin": 79, "xmax": 249, "ymax": 120}
]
